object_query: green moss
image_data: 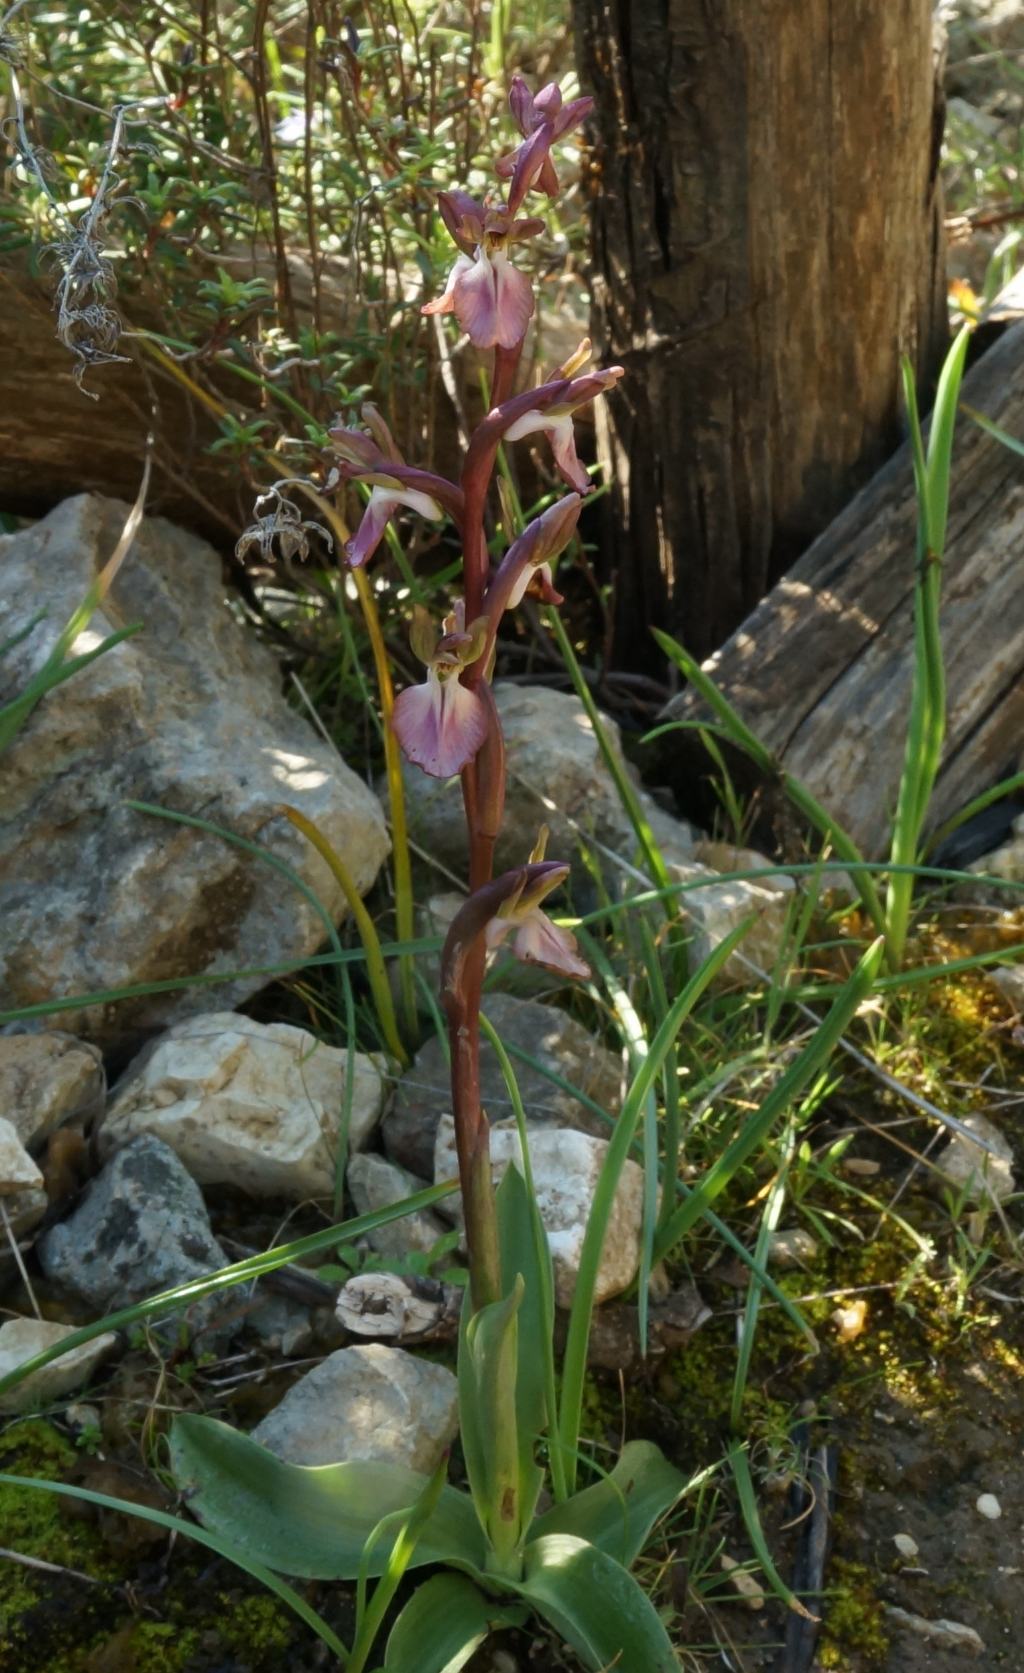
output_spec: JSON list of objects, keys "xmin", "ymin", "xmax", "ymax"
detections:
[
  {"xmin": 217, "ymin": 1591, "xmax": 292, "ymax": 1657},
  {"xmin": 818, "ymin": 1560, "xmax": 889, "ymax": 1670},
  {"xmin": 125, "ymin": 1620, "xmax": 203, "ymax": 1671}
]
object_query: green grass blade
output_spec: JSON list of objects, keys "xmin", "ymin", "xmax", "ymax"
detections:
[
  {"xmin": 557, "ymin": 917, "xmax": 754, "ymax": 1492},
  {"xmin": 728, "ymin": 1445, "xmax": 814, "ymax": 1619},
  {"xmin": 548, "ymin": 606, "xmax": 670, "ymax": 891},
  {"xmin": 653, "ymin": 937, "xmax": 884, "ymax": 1258}
]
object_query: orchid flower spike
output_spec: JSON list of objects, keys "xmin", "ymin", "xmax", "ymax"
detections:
[
  {"xmin": 504, "ymin": 366, "xmax": 625, "ymax": 493},
  {"xmin": 392, "ymin": 604, "xmax": 490, "ymax": 779},
  {"xmin": 485, "ymin": 835, "xmax": 589, "ymax": 980},
  {"xmin": 330, "ymin": 405, "xmax": 445, "ymax": 567},
  {"xmin": 423, "ymin": 195, "xmax": 543, "ymax": 351}
]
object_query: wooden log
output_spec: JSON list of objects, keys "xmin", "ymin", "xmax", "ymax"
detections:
[
  {"xmin": 574, "ymin": 0, "xmax": 948, "ymax": 665},
  {"xmin": 662, "ymin": 319, "xmax": 1024, "ymax": 860}
]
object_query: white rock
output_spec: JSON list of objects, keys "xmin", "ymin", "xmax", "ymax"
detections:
[
  {"xmin": 669, "ymin": 860, "xmax": 790, "ymax": 983},
  {"xmin": 0, "ymin": 1119, "xmax": 48, "ymax": 1252},
  {"xmin": 893, "ymin": 1532, "xmax": 920, "ymax": 1560},
  {"xmin": 0, "ymin": 1318, "xmax": 117, "ymax": 1415},
  {"xmin": 987, "ymin": 964, "xmax": 1024, "ymax": 1012},
  {"xmin": 346, "ymin": 1153, "xmax": 449, "ymax": 1259},
  {"xmin": 100, "ymin": 1012, "xmax": 384, "ymax": 1200},
  {"xmin": 251, "ymin": 1343, "xmax": 458, "ymax": 1471},
  {"xmin": 0, "ymin": 1034, "xmax": 104, "ymax": 1151},
  {"xmin": 885, "ymin": 1606, "xmax": 985, "ymax": 1655},
  {"xmin": 767, "ymin": 1228, "xmax": 819, "ymax": 1270},
  {"xmin": 976, "ymin": 1492, "xmax": 1002, "ymax": 1520},
  {"xmin": 693, "ymin": 840, "xmax": 795, "ymax": 896},
  {"xmin": 399, "ymin": 683, "xmax": 697, "ymax": 882},
  {"xmin": 0, "ymin": 1118, "xmax": 45, "ymax": 1192},
  {"xmin": 434, "ymin": 1118, "xmax": 644, "ymax": 1307},
  {"xmin": 934, "ymin": 1113, "xmax": 1016, "ymax": 1205},
  {"xmin": 0, "ymin": 494, "xmax": 390, "ymax": 1052}
]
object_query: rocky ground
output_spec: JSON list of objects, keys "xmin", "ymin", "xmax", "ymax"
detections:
[{"xmin": 3, "ymin": 459, "xmax": 1024, "ymax": 1673}]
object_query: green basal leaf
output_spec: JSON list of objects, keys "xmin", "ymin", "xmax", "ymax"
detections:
[
  {"xmin": 383, "ymin": 1573, "xmax": 525, "ymax": 1673},
  {"xmin": 496, "ymin": 1163, "xmax": 552, "ymax": 1521},
  {"xmin": 511, "ymin": 1534, "xmax": 679, "ymax": 1672},
  {"xmin": 169, "ymin": 1414, "xmax": 485, "ymax": 1580},
  {"xmin": 528, "ymin": 1440, "xmax": 685, "ymax": 1568},
  {"xmin": 458, "ymin": 1277, "xmax": 527, "ymax": 1568}
]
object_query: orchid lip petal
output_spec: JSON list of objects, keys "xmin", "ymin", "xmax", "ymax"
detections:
[
  {"xmin": 511, "ymin": 909, "xmax": 590, "ymax": 979},
  {"xmin": 392, "ymin": 669, "xmax": 489, "ymax": 779}
]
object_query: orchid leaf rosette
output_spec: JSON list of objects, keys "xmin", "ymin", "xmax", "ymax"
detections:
[{"xmin": 169, "ymin": 77, "xmax": 686, "ymax": 1673}]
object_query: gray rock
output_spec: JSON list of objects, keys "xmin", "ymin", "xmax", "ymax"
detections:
[
  {"xmin": 667, "ymin": 859, "xmax": 790, "ymax": 984},
  {"xmin": 433, "ymin": 1117, "xmax": 644, "ymax": 1307},
  {"xmin": 399, "ymin": 683, "xmax": 697, "ymax": 883},
  {"xmin": 0, "ymin": 1033, "xmax": 104, "ymax": 1151},
  {"xmin": 37, "ymin": 1134, "xmax": 235, "ymax": 1348},
  {"xmin": 0, "ymin": 495, "xmax": 389, "ymax": 1051},
  {"xmin": 933, "ymin": 1112, "xmax": 1016, "ymax": 1204},
  {"xmin": 345, "ymin": 1152, "xmax": 449, "ymax": 1260},
  {"xmin": 986, "ymin": 964, "xmax": 1024, "ymax": 1012},
  {"xmin": 382, "ymin": 992, "xmax": 622, "ymax": 1178},
  {"xmin": 251, "ymin": 1342, "xmax": 458, "ymax": 1471},
  {"xmin": 100, "ymin": 1011, "xmax": 384, "ymax": 1201},
  {"xmin": 767, "ymin": 1228, "xmax": 819, "ymax": 1270},
  {"xmin": 0, "ymin": 1317, "xmax": 118, "ymax": 1415},
  {"xmin": 885, "ymin": 1605, "xmax": 985, "ymax": 1656}
]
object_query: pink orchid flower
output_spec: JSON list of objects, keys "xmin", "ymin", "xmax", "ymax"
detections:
[
  {"xmin": 484, "ymin": 847, "xmax": 589, "ymax": 980},
  {"xmin": 493, "ymin": 492, "xmax": 582, "ymax": 611},
  {"xmin": 330, "ymin": 405, "xmax": 447, "ymax": 567},
  {"xmin": 504, "ymin": 364, "xmax": 625, "ymax": 493},
  {"xmin": 423, "ymin": 194, "xmax": 544, "ymax": 351},
  {"xmin": 392, "ymin": 605, "xmax": 490, "ymax": 779}
]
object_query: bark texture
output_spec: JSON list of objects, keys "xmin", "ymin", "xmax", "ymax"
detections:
[
  {"xmin": 662, "ymin": 320, "xmax": 1024, "ymax": 859},
  {"xmin": 574, "ymin": 0, "xmax": 948, "ymax": 662}
]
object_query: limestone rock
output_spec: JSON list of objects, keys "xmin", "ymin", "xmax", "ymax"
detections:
[
  {"xmin": 0, "ymin": 495, "xmax": 389, "ymax": 1050},
  {"xmin": 885, "ymin": 1606, "xmax": 985, "ymax": 1656},
  {"xmin": 37, "ymin": 1134, "xmax": 236, "ymax": 1348},
  {"xmin": 767, "ymin": 1227, "xmax": 819, "ymax": 1270},
  {"xmin": 986, "ymin": 964, "xmax": 1024, "ymax": 1012},
  {"xmin": 251, "ymin": 1342, "xmax": 458, "ymax": 1471},
  {"xmin": 100, "ymin": 1012, "xmax": 384, "ymax": 1200},
  {"xmin": 383, "ymin": 992, "xmax": 621, "ymax": 1178},
  {"xmin": 345, "ymin": 1153, "xmax": 449, "ymax": 1259},
  {"xmin": 0, "ymin": 1317, "xmax": 118, "ymax": 1414},
  {"xmin": 0, "ymin": 1117, "xmax": 45, "ymax": 1191},
  {"xmin": 434, "ymin": 1118, "xmax": 644, "ymax": 1307},
  {"xmin": 0, "ymin": 1117, "xmax": 48, "ymax": 1244},
  {"xmin": 933, "ymin": 1112, "xmax": 1016, "ymax": 1204},
  {"xmin": 0, "ymin": 1033, "xmax": 104, "ymax": 1151},
  {"xmin": 399, "ymin": 683, "xmax": 697, "ymax": 882},
  {"xmin": 668, "ymin": 860, "xmax": 790, "ymax": 983}
]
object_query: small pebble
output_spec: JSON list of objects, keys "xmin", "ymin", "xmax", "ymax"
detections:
[
  {"xmin": 832, "ymin": 1297, "xmax": 868, "ymax": 1342},
  {"xmin": 976, "ymin": 1493, "xmax": 1002, "ymax": 1520},
  {"xmin": 841, "ymin": 1156, "xmax": 881, "ymax": 1178},
  {"xmin": 893, "ymin": 1532, "xmax": 920, "ymax": 1560},
  {"xmin": 720, "ymin": 1554, "xmax": 765, "ymax": 1610}
]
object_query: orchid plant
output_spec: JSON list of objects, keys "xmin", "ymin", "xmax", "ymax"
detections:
[{"xmin": 168, "ymin": 77, "xmax": 688, "ymax": 1673}]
